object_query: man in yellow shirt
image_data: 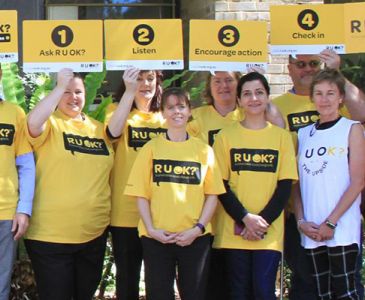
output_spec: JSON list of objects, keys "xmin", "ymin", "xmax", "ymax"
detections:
[
  {"xmin": 273, "ymin": 50, "xmax": 365, "ymax": 300},
  {"xmin": 0, "ymin": 64, "xmax": 35, "ymax": 300}
]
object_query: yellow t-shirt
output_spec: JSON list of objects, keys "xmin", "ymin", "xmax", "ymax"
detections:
[
  {"xmin": 273, "ymin": 91, "xmax": 350, "ymax": 149},
  {"xmin": 0, "ymin": 101, "xmax": 32, "ymax": 220},
  {"xmin": 188, "ymin": 105, "xmax": 244, "ymax": 146},
  {"xmin": 187, "ymin": 104, "xmax": 244, "ymax": 235},
  {"xmin": 105, "ymin": 103, "xmax": 167, "ymax": 227},
  {"xmin": 213, "ymin": 122, "xmax": 298, "ymax": 252},
  {"xmin": 124, "ymin": 135, "xmax": 226, "ymax": 237},
  {"xmin": 25, "ymin": 109, "xmax": 114, "ymax": 244}
]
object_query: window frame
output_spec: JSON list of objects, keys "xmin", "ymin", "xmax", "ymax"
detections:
[{"xmin": 45, "ymin": 0, "xmax": 177, "ymax": 19}]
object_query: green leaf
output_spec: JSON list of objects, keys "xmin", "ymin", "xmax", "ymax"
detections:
[
  {"xmin": 181, "ymin": 71, "xmax": 198, "ymax": 88},
  {"xmin": 28, "ymin": 76, "xmax": 54, "ymax": 111},
  {"xmin": 343, "ymin": 58, "xmax": 354, "ymax": 68},
  {"xmin": 89, "ymin": 94, "xmax": 113, "ymax": 123},
  {"xmin": 1, "ymin": 63, "xmax": 27, "ymax": 112},
  {"xmin": 190, "ymin": 82, "xmax": 206, "ymax": 101},
  {"xmin": 162, "ymin": 70, "xmax": 189, "ymax": 89},
  {"xmin": 83, "ymin": 62, "xmax": 107, "ymax": 114}
]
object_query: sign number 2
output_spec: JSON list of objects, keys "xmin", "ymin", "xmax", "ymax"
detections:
[{"xmin": 133, "ymin": 24, "xmax": 155, "ymax": 46}]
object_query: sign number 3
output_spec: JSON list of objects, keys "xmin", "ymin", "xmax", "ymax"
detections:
[{"xmin": 218, "ymin": 25, "xmax": 240, "ymax": 47}]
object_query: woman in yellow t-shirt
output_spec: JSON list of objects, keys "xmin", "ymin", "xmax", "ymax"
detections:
[
  {"xmin": 187, "ymin": 70, "xmax": 285, "ymax": 300},
  {"xmin": 105, "ymin": 67, "xmax": 166, "ymax": 300},
  {"xmin": 24, "ymin": 69, "xmax": 114, "ymax": 300},
  {"xmin": 125, "ymin": 88, "xmax": 225, "ymax": 300},
  {"xmin": 213, "ymin": 72, "xmax": 298, "ymax": 300}
]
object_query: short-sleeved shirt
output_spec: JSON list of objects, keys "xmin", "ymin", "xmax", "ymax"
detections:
[
  {"xmin": 0, "ymin": 101, "xmax": 32, "ymax": 220},
  {"xmin": 105, "ymin": 103, "xmax": 167, "ymax": 227},
  {"xmin": 188, "ymin": 105, "xmax": 244, "ymax": 146},
  {"xmin": 25, "ymin": 109, "xmax": 114, "ymax": 243},
  {"xmin": 124, "ymin": 135, "xmax": 226, "ymax": 237},
  {"xmin": 213, "ymin": 122, "xmax": 298, "ymax": 252}
]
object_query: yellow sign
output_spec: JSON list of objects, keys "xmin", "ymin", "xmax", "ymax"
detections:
[
  {"xmin": 105, "ymin": 19, "xmax": 184, "ymax": 70},
  {"xmin": 0, "ymin": 10, "xmax": 18, "ymax": 63},
  {"xmin": 23, "ymin": 20, "xmax": 103, "ymax": 72},
  {"xmin": 270, "ymin": 4, "xmax": 345, "ymax": 55},
  {"xmin": 344, "ymin": 3, "xmax": 365, "ymax": 53},
  {"xmin": 189, "ymin": 20, "xmax": 267, "ymax": 71}
]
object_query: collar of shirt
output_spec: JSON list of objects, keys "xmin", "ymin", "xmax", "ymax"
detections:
[{"xmin": 316, "ymin": 116, "xmax": 342, "ymax": 130}]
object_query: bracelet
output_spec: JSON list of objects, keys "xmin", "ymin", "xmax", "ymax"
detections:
[
  {"xmin": 325, "ymin": 220, "xmax": 337, "ymax": 230},
  {"xmin": 194, "ymin": 223, "xmax": 205, "ymax": 234},
  {"xmin": 297, "ymin": 218, "xmax": 305, "ymax": 230}
]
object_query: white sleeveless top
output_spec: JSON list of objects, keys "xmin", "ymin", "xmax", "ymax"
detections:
[{"xmin": 297, "ymin": 117, "xmax": 361, "ymax": 249}]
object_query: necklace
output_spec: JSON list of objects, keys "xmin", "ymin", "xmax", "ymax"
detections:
[
  {"xmin": 309, "ymin": 123, "xmax": 318, "ymax": 137},
  {"xmin": 166, "ymin": 132, "xmax": 189, "ymax": 141}
]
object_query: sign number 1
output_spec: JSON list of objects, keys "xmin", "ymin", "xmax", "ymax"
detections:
[
  {"xmin": 51, "ymin": 25, "xmax": 74, "ymax": 47},
  {"xmin": 58, "ymin": 29, "xmax": 66, "ymax": 44}
]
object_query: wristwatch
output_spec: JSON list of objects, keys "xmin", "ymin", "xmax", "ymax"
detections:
[
  {"xmin": 297, "ymin": 218, "xmax": 305, "ymax": 230},
  {"xmin": 194, "ymin": 223, "xmax": 205, "ymax": 234},
  {"xmin": 325, "ymin": 220, "xmax": 337, "ymax": 230}
]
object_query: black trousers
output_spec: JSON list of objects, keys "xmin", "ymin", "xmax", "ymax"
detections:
[
  {"xmin": 204, "ymin": 243, "xmax": 230, "ymax": 300},
  {"xmin": 25, "ymin": 231, "xmax": 107, "ymax": 300},
  {"xmin": 284, "ymin": 214, "xmax": 319, "ymax": 300},
  {"xmin": 142, "ymin": 234, "xmax": 211, "ymax": 300},
  {"xmin": 109, "ymin": 226, "xmax": 143, "ymax": 300}
]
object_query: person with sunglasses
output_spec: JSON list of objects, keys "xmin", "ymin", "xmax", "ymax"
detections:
[{"xmin": 273, "ymin": 49, "xmax": 365, "ymax": 300}]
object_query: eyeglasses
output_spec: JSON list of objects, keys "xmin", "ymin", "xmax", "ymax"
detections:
[{"xmin": 290, "ymin": 60, "xmax": 321, "ymax": 69}]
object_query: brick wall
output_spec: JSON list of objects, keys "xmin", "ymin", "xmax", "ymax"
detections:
[{"xmin": 214, "ymin": 0, "xmax": 323, "ymax": 99}]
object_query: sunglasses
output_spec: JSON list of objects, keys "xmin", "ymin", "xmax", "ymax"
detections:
[{"xmin": 290, "ymin": 60, "xmax": 321, "ymax": 69}]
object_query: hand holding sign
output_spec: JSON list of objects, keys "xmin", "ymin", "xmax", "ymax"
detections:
[
  {"xmin": 317, "ymin": 49, "xmax": 340, "ymax": 70},
  {"xmin": 123, "ymin": 67, "xmax": 142, "ymax": 96},
  {"xmin": 57, "ymin": 68, "xmax": 74, "ymax": 90}
]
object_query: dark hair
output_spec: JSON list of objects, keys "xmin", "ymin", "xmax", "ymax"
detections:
[
  {"xmin": 56, "ymin": 72, "xmax": 84, "ymax": 87},
  {"xmin": 288, "ymin": 55, "xmax": 296, "ymax": 64},
  {"xmin": 73, "ymin": 72, "xmax": 84, "ymax": 82},
  {"xmin": 203, "ymin": 71, "xmax": 241, "ymax": 105},
  {"xmin": 237, "ymin": 72, "xmax": 270, "ymax": 97},
  {"xmin": 310, "ymin": 68, "xmax": 346, "ymax": 101},
  {"xmin": 160, "ymin": 87, "xmax": 191, "ymax": 111},
  {"xmin": 114, "ymin": 70, "xmax": 163, "ymax": 112}
]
